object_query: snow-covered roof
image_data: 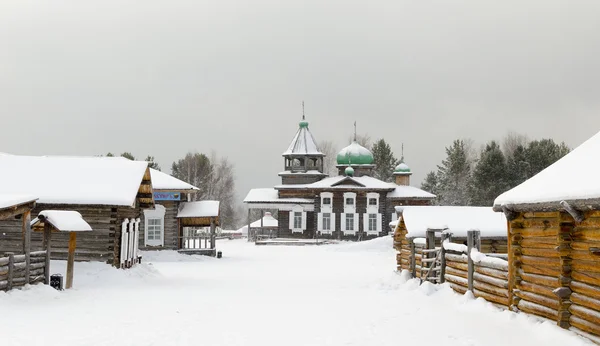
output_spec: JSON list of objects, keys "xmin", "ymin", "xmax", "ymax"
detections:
[
  {"xmin": 0, "ymin": 154, "xmax": 149, "ymax": 206},
  {"xmin": 0, "ymin": 195, "xmax": 37, "ymax": 210},
  {"xmin": 244, "ymin": 188, "xmax": 314, "ymax": 204},
  {"xmin": 150, "ymin": 169, "xmax": 198, "ymax": 191},
  {"xmin": 494, "ymin": 130, "xmax": 600, "ymax": 211},
  {"xmin": 250, "ymin": 212, "xmax": 278, "ymax": 228},
  {"xmin": 177, "ymin": 201, "xmax": 220, "ymax": 218},
  {"xmin": 276, "ymin": 175, "xmax": 397, "ymax": 191},
  {"xmin": 387, "ymin": 185, "xmax": 436, "ymax": 199},
  {"xmin": 282, "ymin": 120, "xmax": 324, "ymax": 156},
  {"xmin": 278, "ymin": 170, "xmax": 327, "ymax": 176},
  {"xmin": 398, "ymin": 206, "xmax": 507, "ymax": 238},
  {"xmin": 37, "ymin": 210, "xmax": 92, "ymax": 232}
]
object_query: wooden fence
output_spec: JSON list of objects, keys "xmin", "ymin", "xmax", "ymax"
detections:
[
  {"xmin": 0, "ymin": 250, "xmax": 48, "ymax": 291},
  {"xmin": 404, "ymin": 230, "xmax": 510, "ymax": 308}
]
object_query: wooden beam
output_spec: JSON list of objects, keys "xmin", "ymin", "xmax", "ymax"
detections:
[
  {"xmin": 0, "ymin": 203, "xmax": 33, "ymax": 221},
  {"xmin": 66, "ymin": 232, "xmax": 77, "ymax": 289},
  {"xmin": 560, "ymin": 201, "xmax": 584, "ymax": 223},
  {"xmin": 43, "ymin": 223, "xmax": 52, "ymax": 285},
  {"xmin": 23, "ymin": 210, "xmax": 31, "ymax": 285},
  {"xmin": 136, "ymin": 193, "xmax": 154, "ymax": 199}
]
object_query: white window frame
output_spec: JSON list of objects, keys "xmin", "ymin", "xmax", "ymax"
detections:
[
  {"xmin": 363, "ymin": 212, "xmax": 382, "ymax": 235},
  {"xmin": 320, "ymin": 192, "xmax": 334, "ymax": 213},
  {"xmin": 368, "ymin": 214, "xmax": 377, "ymax": 232},
  {"xmin": 317, "ymin": 211, "xmax": 336, "ymax": 235},
  {"xmin": 341, "ymin": 212, "xmax": 359, "ymax": 235},
  {"xmin": 293, "ymin": 212, "xmax": 302, "ymax": 229},
  {"xmin": 343, "ymin": 192, "xmax": 356, "ymax": 213},
  {"xmin": 345, "ymin": 213, "xmax": 354, "ymax": 231},
  {"xmin": 366, "ymin": 193, "xmax": 380, "ymax": 213},
  {"xmin": 289, "ymin": 205, "xmax": 307, "ymax": 233},
  {"xmin": 144, "ymin": 205, "xmax": 166, "ymax": 247}
]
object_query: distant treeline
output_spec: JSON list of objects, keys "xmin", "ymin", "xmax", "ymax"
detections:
[{"xmin": 420, "ymin": 132, "xmax": 570, "ymax": 206}]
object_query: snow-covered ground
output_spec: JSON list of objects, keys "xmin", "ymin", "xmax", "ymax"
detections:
[{"xmin": 0, "ymin": 237, "xmax": 592, "ymax": 346}]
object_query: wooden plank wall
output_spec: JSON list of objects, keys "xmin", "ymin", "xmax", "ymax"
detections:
[{"xmin": 138, "ymin": 201, "xmax": 179, "ymax": 250}]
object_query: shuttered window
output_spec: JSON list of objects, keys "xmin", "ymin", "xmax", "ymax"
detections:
[
  {"xmin": 294, "ymin": 212, "xmax": 302, "ymax": 229},
  {"xmin": 322, "ymin": 213, "xmax": 331, "ymax": 231},
  {"xmin": 368, "ymin": 214, "xmax": 377, "ymax": 232},
  {"xmin": 345, "ymin": 213, "xmax": 354, "ymax": 231}
]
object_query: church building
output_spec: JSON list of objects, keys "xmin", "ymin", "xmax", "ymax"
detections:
[{"xmin": 243, "ymin": 117, "xmax": 435, "ymax": 241}]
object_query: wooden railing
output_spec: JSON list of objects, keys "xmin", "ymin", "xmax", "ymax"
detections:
[
  {"xmin": 0, "ymin": 250, "xmax": 48, "ymax": 291},
  {"xmin": 180, "ymin": 235, "xmax": 214, "ymax": 250}
]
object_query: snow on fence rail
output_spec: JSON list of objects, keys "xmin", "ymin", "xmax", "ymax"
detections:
[
  {"xmin": 442, "ymin": 231, "xmax": 510, "ymax": 307},
  {"xmin": 402, "ymin": 230, "xmax": 510, "ymax": 308},
  {"xmin": 0, "ymin": 250, "xmax": 48, "ymax": 291}
]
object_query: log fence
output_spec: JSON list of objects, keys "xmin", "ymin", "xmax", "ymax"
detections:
[
  {"xmin": 0, "ymin": 250, "xmax": 48, "ymax": 292},
  {"xmin": 405, "ymin": 230, "xmax": 510, "ymax": 307}
]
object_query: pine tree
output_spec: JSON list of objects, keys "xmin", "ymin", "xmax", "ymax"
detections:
[
  {"xmin": 371, "ymin": 139, "xmax": 399, "ymax": 182},
  {"xmin": 145, "ymin": 155, "xmax": 161, "ymax": 171},
  {"xmin": 437, "ymin": 139, "xmax": 472, "ymax": 206},
  {"xmin": 506, "ymin": 145, "xmax": 529, "ymax": 188},
  {"xmin": 120, "ymin": 152, "xmax": 136, "ymax": 160},
  {"xmin": 468, "ymin": 141, "xmax": 509, "ymax": 206},
  {"xmin": 523, "ymin": 139, "xmax": 570, "ymax": 178},
  {"xmin": 420, "ymin": 171, "xmax": 440, "ymax": 205}
]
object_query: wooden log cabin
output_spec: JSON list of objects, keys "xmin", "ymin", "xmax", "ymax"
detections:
[
  {"xmin": 0, "ymin": 154, "xmax": 154, "ymax": 268},
  {"xmin": 244, "ymin": 117, "xmax": 435, "ymax": 242},
  {"xmin": 139, "ymin": 168, "xmax": 199, "ymax": 250},
  {"xmin": 493, "ymin": 129, "xmax": 600, "ymax": 341},
  {"xmin": 393, "ymin": 206, "xmax": 508, "ymax": 274}
]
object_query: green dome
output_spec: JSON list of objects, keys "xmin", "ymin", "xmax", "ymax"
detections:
[
  {"xmin": 394, "ymin": 162, "xmax": 411, "ymax": 173},
  {"xmin": 336, "ymin": 142, "xmax": 374, "ymax": 165},
  {"xmin": 345, "ymin": 166, "xmax": 355, "ymax": 177},
  {"xmin": 299, "ymin": 119, "xmax": 309, "ymax": 128}
]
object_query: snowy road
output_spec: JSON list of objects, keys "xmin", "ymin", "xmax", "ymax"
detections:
[{"xmin": 0, "ymin": 237, "xmax": 592, "ymax": 345}]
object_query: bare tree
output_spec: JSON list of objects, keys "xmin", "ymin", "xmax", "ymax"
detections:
[
  {"xmin": 502, "ymin": 131, "xmax": 529, "ymax": 159},
  {"xmin": 347, "ymin": 134, "xmax": 372, "ymax": 148},
  {"xmin": 318, "ymin": 140, "xmax": 339, "ymax": 176}
]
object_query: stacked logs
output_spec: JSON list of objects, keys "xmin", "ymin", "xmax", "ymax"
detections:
[
  {"xmin": 443, "ymin": 246, "xmax": 510, "ymax": 307},
  {"xmin": 0, "ymin": 250, "xmax": 47, "ymax": 291},
  {"xmin": 567, "ymin": 211, "xmax": 600, "ymax": 336},
  {"xmin": 510, "ymin": 212, "xmax": 562, "ymax": 321}
]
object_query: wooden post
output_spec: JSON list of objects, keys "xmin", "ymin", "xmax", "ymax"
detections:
[
  {"xmin": 555, "ymin": 212, "xmax": 574, "ymax": 329},
  {"xmin": 66, "ymin": 232, "xmax": 77, "ymax": 289},
  {"xmin": 43, "ymin": 223, "xmax": 52, "ymax": 285},
  {"xmin": 508, "ymin": 216, "xmax": 523, "ymax": 312},
  {"xmin": 6, "ymin": 252, "xmax": 14, "ymax": 291},
  {"xmin": 467, "ymin": 230, "xmax": 475, "ymax": 291},
  {"xmin": 247, "ymin": 209, "xmax": 251, "ymax": 242},
  {"xmin": 210, "ymin": 217, "xmax": 216, "ymax": 251},
  {"xmin": 410, "ymin": 240, "xmax": 416, "ymax": 278},
  {"xmin": 23, "ymin": 211, "xmax": 31, "ymax": 284},
  {"xmin": 426, "ymin": 230, "xmax": 435, "ymax": 282},
  {"xmin": 439, "ymin": 232, "xmax": 452, "ymax": 284}
]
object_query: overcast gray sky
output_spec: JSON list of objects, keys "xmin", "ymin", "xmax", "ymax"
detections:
[{"xmin": 2, "ymin": 0, "xmax": 600, "ymax": 210}]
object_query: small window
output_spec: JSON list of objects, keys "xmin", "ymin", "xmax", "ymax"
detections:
[
  {"xmin": 368, "ymin": 214, "xmax": 377, "ymax": 231},
  {"xmin": 345, "ymin": 198, "xmax": 354, "ymax": 206},
  {"xmin": 345, "ymin": 213, "xmax": 354, "ymax": 231},
  {"xmin": 322, "ymin": 213, "xmax": 331, "ymax": 231},
  {"xmin": 294, "ymin": 212, "xmax": 302, "ymax": 229},
  {"xmin": 147, "ymin": 218, "xmax": 163, "ymax": 241},
  {"xmin": 368, "ymin": 198, "xmax": 377, "ymax": 206},
  {"xmin": 322, "ymin": 197, "xmax": 331, "ymax": 205}
]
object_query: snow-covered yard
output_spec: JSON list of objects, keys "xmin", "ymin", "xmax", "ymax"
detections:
[{"xmin": 0, "ymin": 237, "xmax": 592, "ymax": 346}]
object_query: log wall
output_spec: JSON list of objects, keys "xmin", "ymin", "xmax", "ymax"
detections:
[{"xmin": 508, "ymin": 210, "xmax": 600, "ymax": 339}]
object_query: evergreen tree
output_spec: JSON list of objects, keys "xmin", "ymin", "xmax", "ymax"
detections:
[
  {"xmin": 371, "ymin": 139, "xmax": 399, "ymax": 182},
  {"xmin": 468, "ymin": 141, "xmax": 509, "ymax": 206},
  {"xmin": 506, "ymin": 145, "xmax": 529, "ymax": 188},
  {"xmin": 420, "ymin": 171, "xmax": 440, "ymax": 205},
  {"xmin": 145, "ymin": 155, "xmax": 161, "ymax": 171},
  {"xmin": 523, "ymin": 139, "xmax": 570, "ymax": 178},
  {"xmin": 437, "ymin": 139, "xmax": 472, "ymax": 206},
  {"xmin": 120, "ymin": 152, "xmax": 136, "ymax": 160}
]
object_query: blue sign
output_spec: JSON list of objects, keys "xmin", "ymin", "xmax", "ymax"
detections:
[{"xmin": 154, "ymin": 192, "xmax": 181, "ymax": 201}]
